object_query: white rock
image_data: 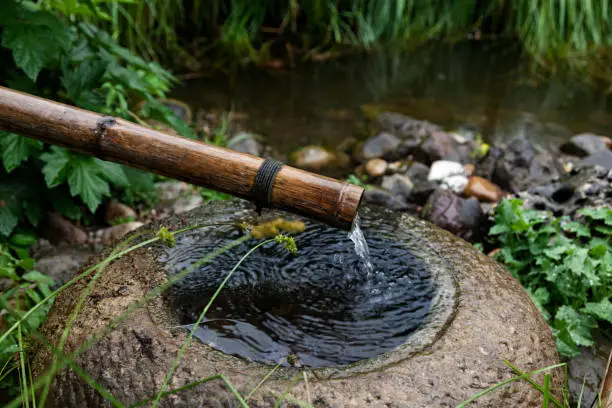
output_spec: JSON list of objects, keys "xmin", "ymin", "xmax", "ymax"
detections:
[
  {"xmin": 428, "ymin": 160, "xmax": 466, "ymax": 181},
  {"xmin": 441, "ymin": 175, "xmax": 469, "ymax": 194}
]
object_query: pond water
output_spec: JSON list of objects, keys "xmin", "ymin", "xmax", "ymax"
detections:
[
  {"xmin": 172, "ymin": 41, "xmax": 612, "ymax": 155},
  {"xmin": 162, "ymin": 211, "xmax": 442, "ymax": 368}
]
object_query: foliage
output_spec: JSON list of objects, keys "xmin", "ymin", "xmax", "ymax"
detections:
[
  {"xmin": 346, "ymin": 173, "xmax": 371, "ymax": 189},
  {"xmin": 489, "ymin": 199, "xmax": 612, "ymax": 357},
  {"xmin": 0, "ymin": 236, "xmax": 54, "ymax": 397},
  {"xmin": 0, "ymin": 0, "xmax": 194, "ymax": 238},
  {"xmin": 89, "ymin": 0, "xmax": 611, "ymax": 73}
]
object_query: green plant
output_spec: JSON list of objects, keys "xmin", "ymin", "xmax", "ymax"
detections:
[
  {"xmin": 489, "ymin": 199, "xmax": 612, "ymax": 357},
  {"xmin": 346, "ymin": 173, "xmax": 372, "ymax": 189},
  {"xmin": 0, "ymin": 235, "xmax": 54, "ymax": 398},
  {"xmin": 0, "ymin": 0, "xmax": 195, "ymax": 238}
]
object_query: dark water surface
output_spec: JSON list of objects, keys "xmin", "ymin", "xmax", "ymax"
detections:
[
  {"xmin": 172, "ymin": 41, "xmax": 612, "ymax": 155},
  {"xmin": 161, "ymin": 217, "xmax": 437, "ymax": 367}
]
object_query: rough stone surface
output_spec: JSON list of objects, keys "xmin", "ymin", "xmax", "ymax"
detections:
[
  {"xmin": 33, "ymin": 200, "xmax": 561, "ymax": 408},
  {"xmin": 375, "ymin": 112, "xmax": 442, "ymax": 140},
  {"xmin": 227, "ymin": 132, "xmax": 264, "ymax": 157},
  {"xmin": 421, "ymin": 190, "xmax": 485, "ymax": 242},
  {"xmin": 577, "ymin": 149, "xmax": 612, "ymax": 170},
  {"xmin": 292, "ymin": 145, "xmax": 337, "ymax": 170},
  {"xmin": 492, "ymin": 135, "xmax": 563, "ymax": 193},
  {"xmin": 39, "ymin": 213, "xmax": 88, "ymax": 245},
  {"xmin": 364, "ymin": 159, "xmax": 388, "ymax": 177},
  {"xmin": 517, "ymin": 166, "xmax": 611, "ymax": 218},
  {"xmin": 34, "ymin": 245, "xmax": 97, "ymax": 287},
  {"xmin": 418, "ymin": 131, "xmax": 475, "ymax": 164},
  {"xmin": 406, "ymin": 162, "xmax": 431, "ymax": 182},
  {"xmin": 363, "ymin": 188, "xmax": 415, "ymax": 211},
  {"xmin": 464, "ymin": 176, "xmax": 505, "ymax": 203},
  {"xmin": 105, "ymin": 200, "xmax": 137, "ymax": 225},
  {"xmin": 560, "ymin": 133, "xmax": 610, "ymax": 158},
  {"xmin": 359, "ymin": 132, "xmax": 401, "ymax": 160},
  {"xmin": 381, "ymin": 174, "xmax": 413, "ymax": 198}
]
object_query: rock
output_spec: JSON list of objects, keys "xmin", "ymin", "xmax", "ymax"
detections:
[
  {"xmin": 227, "ymin": 132, "xmax": 263, "ymax": 157},
  {"xmin": 387, "ymin": 161, "xmax": 410, "ymax": 174},
  {"xmin": 464, "ymin": 176, "xmax": 504, "ymax": 203},
  {"xmin": 171, "ymin": 195, "xmax": 204, "ymax": 215},
  {"xmin": 577, "ymin": 149, "xmax": 612, "ymax": 170},
  {"xmin": 40, "ymin": 213, "xmax": 88, "ymax": 245},
  {"xmin": 96, "ymin": 222, "xmax": 144, "ymax": 244},
  {"xmin": 292, "ymin": 145, "xmax": 337, "ymax": 170},
  {"xmin": 560, "ymin": 133, "xmax": 610, "ymax": 157},
  {"xmin": 160, "ymin": 98, "xmax": 192, "ymax": 124},
  {"xmin": 381, "ymin": 174, "xmax": 414, "ymax": 198},
  {"xmin": 464, "ymin": 163, "xmax": 475, "ymax": 176},
  {"xmin": 405, "ymin": 162, "xmax": 430, "ymax": 182},
  {"xmin": 33, "ymin": 200, "xmax": 561, "ymax": 407},
  {"xmin": 421, "ymin": 190, "xmax": 485, "ymax": 242},
  {"xmin": 364, "ymin": 159, "xmax": 388, "ymax": 178},
  {"xmin": 105, "ymin": 200, "xmax": 137, "ymax": 225},
  {"xmin": 156, "ymin": 181, "xmax": 204, "ymax": 215},
  {"xmin": 407, "ymin": 180, "xmax": 439, "ymax": 205},
  {"xmin": 375, "ymin": 112, "xmax": 441, "ymax": 140},
  {"xmin": 474, "ymin": 145, "xmax": 504, "ymax": 180},
  {"xmin": 441, "ymin": 175, "xmax": 469, "ymax": 194},
  {"xmin": 517, "ymin": 166, "xmax": 611, "ymax": 218},
  {"xmin": 428, "ymin": 161, "xmax": 467, "ymax": 182},
  {"xmin": 567, "ymin": 336, "xmax": 612, "ymax": 406},
  {"xmin": 359, "ymin": 132, "xmax": 401, "ymax": 160},
  {"xmin": 35, "ymin": 246, "xmax": 97, "ymax": 287},
  {"xmin": 363, "ymin": 188, "xmax": 416, "ymax": 211},
  {"xmin": 418, "ymin": 131, "xmax": 475, "ymax": 164},
  {"xmin": 492, "ymin": 135, "xmax": 563, "ymax": 193}
]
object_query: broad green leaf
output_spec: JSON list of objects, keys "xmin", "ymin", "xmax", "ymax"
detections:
[
  {"xmin": 555, "ymin": 306, "xmax": 596, "ymax": 347},
  {"xmin": 561, "ymin": 221, "xmax": 591, "ymax": 238},
  {"xmin": 543, "ymin": 244, "xmax": 569, "ymax": 260},
  {"xmin": 67, "ymin": 157, "xmax": 111, "ymax": 212},
  {"xmin": 2, "ymin": 22, "xmax": 54, "ymax": 81},
  {"xmin": 61, "ymin": 59, "xmax": 107, "ymax": 109},
  {"xmin": 41, "ymin": 147, "xmax": 71, "ymax": 188},
  {"xmin": 9, "ymin": 232, "xmax": 37, "ymax": 247},
  {"xmin": 579, "ymin": 207, "xmax": 612, "ymax": 225},
  {"xmin": 0, "ymin": 133, "xmax": 43, "ymax": 172},
  {"xmin": 0, "ymin": 201, "xmax": 19, "ymax": 237},
  {"xmin": 22, "ymin": 271, "xmax": 55, "ymax": 286},
  {"xmin": 23, "ymin": 200, "xmax": 43, "ymax": 227},
  {"xmin": 582, "ymin": 299, "xmax": 612, "ymax": 323},
  {"xmin": 95, "ymin": 160, "xmax": 129, "ymax": 187}
]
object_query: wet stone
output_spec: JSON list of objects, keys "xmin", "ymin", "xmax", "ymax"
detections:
[
  {"xmin": 421, "ymin": 190, "xmax": 485, "ymax": 242},
  {"xmin": 359, "ymin": 132, "xmax": 401, "ymax": 161},
  {"xmin": 381, "ymin": 174, "xmax": 414, "ymax": 198},
  {"xmin": 560, "ymin": 133, "xmax": 610, "ymax": 158},
  {"xmin": 364, "ymin": 158, "xmax": 388, "ymax": 178},
  {"xmin": 464, "ymin": 176, "xmax": 504, "ymax": 203}
]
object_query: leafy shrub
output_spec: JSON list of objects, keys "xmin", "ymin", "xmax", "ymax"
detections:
[
  {"xmin": 0, "ymin": 0, "xmax": 194, "ymax": 237},
  {"xmin": 490, "ymin": 199, "xmax": 611, "ymax": 357},
  {"xmin": 0, "ymin": 236, "xmax": 54, "ymax": 397}
]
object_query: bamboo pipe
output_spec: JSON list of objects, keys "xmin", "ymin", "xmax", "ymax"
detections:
[{"xmin": 0, "ymin": 86, "xmax": 363, "ymax": 230}]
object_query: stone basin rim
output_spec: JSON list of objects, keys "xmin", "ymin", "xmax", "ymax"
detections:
[{"xmin": 156, "ymin": 200, "xmax": 459, "ymax": 379}]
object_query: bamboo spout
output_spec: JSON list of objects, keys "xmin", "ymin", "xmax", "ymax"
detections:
[{"xmin": 0, "ymin": 86, "xmax": 363, "ymax": 230}]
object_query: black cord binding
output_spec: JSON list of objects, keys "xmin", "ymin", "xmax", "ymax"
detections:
[{"xmin": 250, "ymin": 158, "xmax": 283, "ymax": 213}]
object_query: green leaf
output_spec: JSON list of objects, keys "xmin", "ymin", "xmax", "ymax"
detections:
[
  {"xmin": 61, "ymin": 59, "xmax": 107, "ymax": 109},
  {"xmin": 579, "ymin": 207, "xmax": 612, "ymax": 225},
  {"xmin": 0, "ymin": 133, "xmax": 43, "ymax": 172},
  {"xmin": 67, "ymin": 157, "xmax": 111, "ymax": 212},
  {"xmin": 9, "ymin": 232, "xmax": 37, "ymax": 247},
  {"xmin": 582, "ymin": 299, "xmax": 612, "ymax": 323},
  {"xmin": 2, "ymin": 22, "xmax": 53, "ymax": 82},
  {"xmin": 561, "ymin": 221, "xmax": 591, "ymax": 238},
  {"xmin": 22, "ymin": 271, "xmax": 54, "ymax": 286},
  {"xmin": 40, "ymin": 147, "xmax": 71, "ymax": 188},
  {"xmin": 49, "ymin": 189, "xmax": 83, "ymax": 221},
  {"xmin": 0, "ymin": 201, "xmax": 19, "ymax": 237},
  {"xmin": 23, "ymin": 200, "xmax": 43, "ymax": 227},
  {"xmin": 555, "ymin": 306, "xmax": 597, "ymax": 347},
  {"xmin": 95, "ymin": 160, "xmax": 129, "ymax": 187},
  {"xmin": 543, "ymin": 244, "xmax": 570, "ymax": 260}
]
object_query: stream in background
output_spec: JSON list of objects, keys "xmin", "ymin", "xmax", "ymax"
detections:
[{"xmin": 172, "ymin": 41, "xmax": 612, "ymax": 155}]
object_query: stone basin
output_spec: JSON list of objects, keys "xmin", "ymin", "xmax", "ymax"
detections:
[{"xmin": 33, "ymin": 200, "xmax": 561, "ymax": 407}]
